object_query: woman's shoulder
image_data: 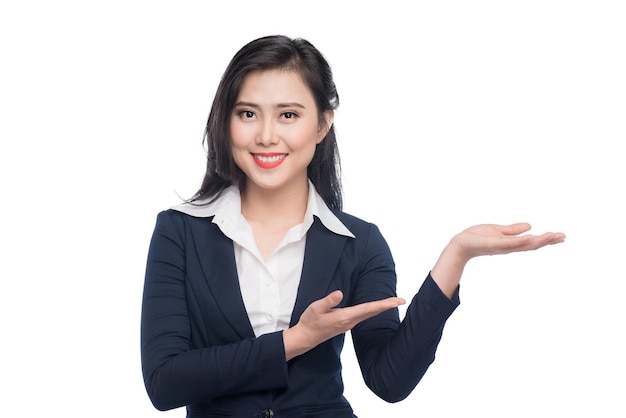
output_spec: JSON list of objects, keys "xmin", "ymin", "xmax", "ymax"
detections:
[
  {"xmin": 330, "ymin": 210, "xmax": 394, "ymax": 260},
  {"xmin": 152, "ymin": 206, "xmax": 216, "ymax": 230},
  {"xmin": 333, "ymin": 209, "xmax": 367, "ymax": 226},
  {"xmin": 332, "ymin": 210, "xmax": 382, "ymax": 237}
]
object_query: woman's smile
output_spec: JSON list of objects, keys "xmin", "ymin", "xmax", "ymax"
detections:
[{"xmin": 252, "ymin": 152, "xmax": 288, "ymax": 169}]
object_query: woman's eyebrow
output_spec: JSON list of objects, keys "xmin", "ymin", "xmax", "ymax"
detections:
[
  {"xmin": 276, "ymin": 102, "xmax": 306, "ymax": 109},
  {"xmin": 233, "ymin": 101, "xmax": 260, "ymax": 108},
  {"xmin": 234, "ymin": 101, "xmax": 307, "ymax": 109}
]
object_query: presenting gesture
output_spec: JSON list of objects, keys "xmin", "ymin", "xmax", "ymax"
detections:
[
  {"xmin": 432, "ymin": 223, "xmax": 566, "ymax": 297},
  {"xmin": 285, "ymin": 223, "xmax": 565, "ymax": 361}
]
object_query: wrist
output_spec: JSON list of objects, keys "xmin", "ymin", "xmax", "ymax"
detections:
[
  {"xmin": 447, "ymin": 235, "xmax": 473, "ymax": 265},
  {"xmin": 283, "ymin": 326, "xmax": 310, "ymax": 361},
  {"xmin": 431, "ymin": 241, "xmax": 469, "ymax": 299}
]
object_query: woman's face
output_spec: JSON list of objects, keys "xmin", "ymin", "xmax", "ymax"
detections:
[{"xmin": 230, "ymin": 69, "xmax": 332, "ymax": 194}]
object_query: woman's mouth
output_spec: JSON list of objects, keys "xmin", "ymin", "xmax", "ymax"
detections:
[{"xmin": 252, "ymin": 153, "xmax": 287, "ymax": 169}]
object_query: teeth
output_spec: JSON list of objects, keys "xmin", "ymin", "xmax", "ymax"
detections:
[{"xmin": 255, "ymin": 154, "xmax": 285, "ymax": 163}]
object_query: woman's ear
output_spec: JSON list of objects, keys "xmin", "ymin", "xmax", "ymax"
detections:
[{"xmin": 316, "ymin": 110, "xmax": 335, "ymax": 144}]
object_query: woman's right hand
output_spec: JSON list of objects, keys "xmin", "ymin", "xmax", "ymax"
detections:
[{"xmin": 283, "ymin": 291, "xmax": 405, "ymax": 361}]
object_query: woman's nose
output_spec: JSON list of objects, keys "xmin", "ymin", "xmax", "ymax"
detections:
[{"xmin": 257, "ymin": 120, "xmax": 279, "ymax": 146}]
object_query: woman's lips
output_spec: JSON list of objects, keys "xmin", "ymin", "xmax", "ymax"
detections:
[{"xmin": 252, "ymin": 153, "xmax": 287, "ymax": 169}]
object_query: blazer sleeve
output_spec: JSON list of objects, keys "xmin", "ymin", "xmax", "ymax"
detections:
[
  {"xmin": 140, "ymin": 211, "xmax": 289, "ymax": 411},
  {"xmin": 348, "ymin": 222, "xmax": 460, "ymax": 403}
]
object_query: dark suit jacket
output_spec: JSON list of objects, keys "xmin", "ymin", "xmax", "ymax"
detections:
[{"xmin": 141, "ymin": 209, "xmax": 459, "ymax": 417}]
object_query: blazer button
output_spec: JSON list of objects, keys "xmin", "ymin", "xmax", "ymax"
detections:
[{"xmin": 261, "ymin": 409, "xmax": 274, "ymax": 418}]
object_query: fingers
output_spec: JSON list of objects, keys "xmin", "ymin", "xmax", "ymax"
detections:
[
  {"xmin": 500, "ymin": 231, "xmax": 566, "ymax": 253},
  {"xmin": 312, "ymin": 292, "xmax": 405, "ymax": 330},
  {"xmin": 499, "ymin": 223, "xmax": 566, "ymax": 242},
  {"xmin": 364, "ymin": 297, "xmax": 407, "ymax": 312},
  {"xmin": 316, "ymin": 290, "xmax": 404, "ymax": 315},
  {"xmin": 336, "ymin": 297, "xmax": 406, "ymax": 326},
  {"xmin": 531, "ymin": 231, "xmax": 566, "ymax": 249},
  {"xmin": 497, "ymin": 224, "xmax": 566, "ymax": 251}
]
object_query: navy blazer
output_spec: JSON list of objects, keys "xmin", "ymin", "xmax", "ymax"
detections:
[{"xmin": 141, "ymin": 209, "xmax": 459, "ymax": 417}]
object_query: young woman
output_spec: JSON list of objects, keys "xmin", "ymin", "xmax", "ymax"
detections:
[{"xmin": 141, "ymin": 35, "xmax": 565, "ymax": 417}]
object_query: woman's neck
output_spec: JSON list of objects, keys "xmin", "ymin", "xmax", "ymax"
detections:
[
  {"xmin": 240, "ymin": 179, "xmax": 309, "ymax": 229},
  {"xmin": 240, "ymin": 178, "xmax": 310, "ymax": 260}
]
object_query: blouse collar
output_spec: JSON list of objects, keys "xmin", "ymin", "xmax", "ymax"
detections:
[{"xmin": 171, "ymin": 180, "xmax": 355, "ymax": 239}]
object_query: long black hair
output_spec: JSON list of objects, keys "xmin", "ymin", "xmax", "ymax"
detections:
[{"xmin": 191, "ymin": 35, "xmax": 343, "ymax": 210}]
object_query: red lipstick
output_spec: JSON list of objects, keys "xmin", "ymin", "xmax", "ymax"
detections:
[{"xmin": 252, "ymin": 153, "xmax": 287, "ymax": 169}]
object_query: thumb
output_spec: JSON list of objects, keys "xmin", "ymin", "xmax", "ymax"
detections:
[
  {"xmin": 324, "ymin": 290, "xmax": 343, "ymax": 309},
  {"xmin": 501, "ymin": 223, "xmax": 532, "ymax": 235}
]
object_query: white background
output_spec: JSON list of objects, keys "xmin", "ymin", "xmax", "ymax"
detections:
[{"xmin": 1, "ymin": 1, "xmax": 624, "ymax": 416}]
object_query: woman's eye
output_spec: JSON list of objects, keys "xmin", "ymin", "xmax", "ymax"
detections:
[
  {"xmin": 237, "ymin": 110, "xmax": 255, "ymax": 119},
  {"xmin": 282, "ymin": 112, "xmax": 297, "ymax": 119}
]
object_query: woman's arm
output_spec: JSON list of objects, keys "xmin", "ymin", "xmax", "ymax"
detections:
[
  {"xmin": 141, "ymin": 211, "xmax": 288, "ymax": 410},
  {"xmin": 283, "ymin": 222, "xmax": 565, "ymax": 402}
]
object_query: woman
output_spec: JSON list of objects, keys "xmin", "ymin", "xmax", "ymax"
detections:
[{"xmin": 141, "ymin": 35, "xmax": 565, "ymax": 417}]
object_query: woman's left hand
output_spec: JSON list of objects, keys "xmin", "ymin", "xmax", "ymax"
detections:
[
  {"xmin": 431, "ymin": 223, "xmax": 566, "ymax": 298},
  {"xmin": 449, "ymin": 223, "xmax": 566, "ymax": 262}
]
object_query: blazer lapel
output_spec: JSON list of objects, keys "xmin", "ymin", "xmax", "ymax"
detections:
[
  {"xmin": 290, "ymin": 218, "xmax": 349, "ymax": 326},
  {"xmin": 188, "ymin": 217, "xmax": 255, "ymax": 340}
]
